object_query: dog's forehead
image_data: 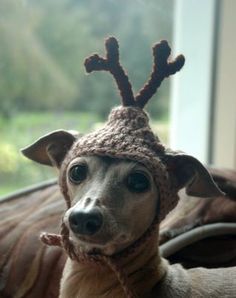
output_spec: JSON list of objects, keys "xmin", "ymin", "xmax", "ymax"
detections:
[{"xmin": 69, "ymin": 155, "xmax": 142, "ymax": 169}]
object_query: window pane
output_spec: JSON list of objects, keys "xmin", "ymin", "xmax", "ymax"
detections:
[{"xmin": 0, "ymin": 0, "xmax": 173, "ymax": 196}]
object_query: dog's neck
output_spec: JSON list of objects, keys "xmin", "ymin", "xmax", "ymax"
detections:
[{"xmin": 60, "ymin": 229, "xmax": 167, "ymax": 298}]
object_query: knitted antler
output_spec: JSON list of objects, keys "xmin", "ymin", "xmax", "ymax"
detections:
[
  {"xmin": 135, "ymin": 40, "xmax": 185, "ymax": 108},
  {"xmin": 84, "ymin": 37, "xmax": 136, "ymax": 107},
  {"xmin": 84, "ymin": 37, "xmax": 185, "ymax": 109}
]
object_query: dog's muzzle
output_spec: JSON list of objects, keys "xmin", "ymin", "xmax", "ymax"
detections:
[{"xmin": 69, "ymin": 209, "xmax": 103, "ymax": 236}]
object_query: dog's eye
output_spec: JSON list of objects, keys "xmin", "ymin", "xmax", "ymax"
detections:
[
  {"xmin": 126, "ymin": 172, "xmax": 150, "ymax": 193},
  {"xmin": 69, "ymin": 164, "xmax": 87, "ymax": 184}
]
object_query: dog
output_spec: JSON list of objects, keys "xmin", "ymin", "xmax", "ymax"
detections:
[
  {"xmin": 21, "ymin": 146, "xmax": 236, "ymax": 297},
  {"xmin": 21, "ymin": 37, "xmax": 236, "ymax": 297}
]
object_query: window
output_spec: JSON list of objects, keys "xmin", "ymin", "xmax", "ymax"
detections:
[
  {"xmin": 170, "ymin": 0, "xmax": 236, "ymax": 169},
  {"xmin": 0, "ymin": 0, "xmax": 174, "ymax": 195}
]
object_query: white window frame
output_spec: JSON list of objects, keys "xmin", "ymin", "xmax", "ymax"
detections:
[
  {"xmin": 170, "ymin": 0, "xmax": 217, "ymax": 164},
  {"xmin": 170, "ymin": 0, "xmax": 236, "ymax": 169}
]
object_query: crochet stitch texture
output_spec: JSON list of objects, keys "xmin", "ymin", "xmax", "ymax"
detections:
[
  {"xmin": 61, "ymin": 106, "xmax": 179, "ymax": 221},
  {"xmin": 59, "ymin": 37, "xmax": 185, "ymax": 222}
]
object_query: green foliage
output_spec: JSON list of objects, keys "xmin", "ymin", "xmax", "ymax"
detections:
[
  {"xmin": 0, "ymin": 0, "xmax": 173, "ymax": 119},
  {"xmin": 0, "ymin": 112, "xmax": 168, "ymax": 196},
  {"xmin": 0, "ymin": 0, "xmax": 173, "ymax": 195},
  {"xmin": 0, "ymin": 112, "xmax": 102, "ymax": 196},
  {"xmin": 0, "ymin": 142, "xmax": 19, "ymax": 173}
]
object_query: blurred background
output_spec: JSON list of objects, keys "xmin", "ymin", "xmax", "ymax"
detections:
[{"xmin": 0, "ymin": 0, "xmax": 235, "ymax": 196}]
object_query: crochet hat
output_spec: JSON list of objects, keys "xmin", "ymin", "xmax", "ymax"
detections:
[{"xmin": 22, "ymin": 37, "xmax": 223, "ymax": 222}]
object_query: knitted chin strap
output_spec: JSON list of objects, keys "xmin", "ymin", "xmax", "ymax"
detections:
[
  {"xmin": 40, "ymin": 37, "xmax": 185, "ymax": 298},
  {"xmin": 41, "ymin": 220, "xmax": 158, "ymax": 298}
]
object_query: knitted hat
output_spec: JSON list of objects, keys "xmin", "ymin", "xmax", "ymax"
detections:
[{"xmin": 22, "ymin": 37, "xmax": 222, "ymax": 223}]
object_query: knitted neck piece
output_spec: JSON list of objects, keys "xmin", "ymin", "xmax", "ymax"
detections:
[
  {"xmin": 41, "ymin": 180, "xmax": 159, "ymax": 298},
  {"xmin": 40, "ymin": 217, "xmax": 158, "ymax": 298},
  {"xmin": 41, "ymin": 37, "xmax": 184, "ymax": 297}
]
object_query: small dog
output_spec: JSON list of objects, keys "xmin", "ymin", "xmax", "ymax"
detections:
[
  {"xmin": 22, "ymin": 146, "xmax": 236, "ymax": 297},
  {"xmin": 22, "ymin": 37, "xmax": 236, "ymax": 297}
]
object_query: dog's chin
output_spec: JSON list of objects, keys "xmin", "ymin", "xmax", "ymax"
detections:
[{"xmin": 71, "ymin": 232, "xmax": 133, "ymax": 256}]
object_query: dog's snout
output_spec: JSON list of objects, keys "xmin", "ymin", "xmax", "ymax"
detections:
[{"xmin": 69, "ymin": 209, "xmax": 103, "ymax": 235}]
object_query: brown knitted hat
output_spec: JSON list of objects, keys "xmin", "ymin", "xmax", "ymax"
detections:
[
  {"xmin": 22, "ymin": 37, "xmax": 222, "ymax": 223},
  {"xmin": 61, "ymin": 106, "xmax": 175, "ymax": 221},
  {"xmin": 57, "ymin": 37, "xmax": 222, "ymax": 222}
]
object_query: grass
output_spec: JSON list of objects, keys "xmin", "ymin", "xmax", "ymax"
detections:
[
  {"xmin": 0, "ymin": 111, "xmax": 101, "ymax": 196},
  {"xmin": 2, "ymin": 111, "xmax": 102, "ymax": 147},
  {"xmin": 0, "ymin": 111, "xmax": 169, "ymax": 197}
]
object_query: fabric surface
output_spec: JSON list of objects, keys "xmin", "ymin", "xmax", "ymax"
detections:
[
  {"xmin": 160, "ymin": 168, "xmax": 236, "ymax": 268},
  {"xmin": 0, "ymin": 185, "xmax": 66, "ymax": 298}
]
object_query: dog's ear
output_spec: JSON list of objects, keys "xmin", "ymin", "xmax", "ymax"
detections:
[
  {"xmin": 21, "ymin": 130, "xmax": 79, "ymax": 167},
  {"xmin": 164, "ymin": 153, "xmax": 224, "ymax": 197}
]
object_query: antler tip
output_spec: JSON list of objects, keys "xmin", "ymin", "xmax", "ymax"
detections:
[
  {"xmin": 84, "ymin": 54, "xmax": 107, "ymax": 73},
  {"xmin": 83, "ymin": 36, "xmax": 135, "ymax": 106},
  {"xmin": 158, "ymin": 39, "xmax": 169, "ymax": 47},
  {"xmin": 169, "ymin": 54, "xmax": 185, "ymax": 73},
  {"xmin": 105, "ymin": 36, "xmax": 119, "ymax": 61},
  {"xmin": 176, "ymin": 54, "xmax": 185, "ymax": 71},
  {"xmin": 84, "ymin": 56, "xmax": 93, "ymax": 73},
  {"xmin": 105, "ymin": 36, "xmax": 118, "ymax": 47},
  {"xmin": 153, "ymin": 40, "xmax": 171, "ymax": 58},
  {"xmin": 177, "ymin": 54, "xmax": 185, "ymax": 66}
]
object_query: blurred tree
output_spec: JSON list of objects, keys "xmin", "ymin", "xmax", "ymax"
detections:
[
  {"xmin": 0, "ymin": 0, "xmax": 173, "ymax": 194},
  {"xmin": 0, "ymin": 0, "xmax": 173, "ymax": 120}
]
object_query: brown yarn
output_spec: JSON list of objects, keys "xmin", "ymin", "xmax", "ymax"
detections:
[
  {"xmin": 102, "ymin": 256, "xmax": 137, "ymax": 298},
  {"xmin": 84, "ymin": 37, "xmax": 185, "ymax": 109},
  {"xmin": 135, "ymin": 40, "xmax": 185, "ymax": 108},
  {"xmin": 40, "ymin": 218, "xmax": 159, "ymax": 298},
  {"xmin": 40, "ymin": 232, "xmax": 62, "ymax": 247},
  {"xmin": 84, "ymin": 37, "xmax": 135, "ymax": 107},
  {"xmin": 60, "ymin": 106, "xmax": 178, "ymax": 222}
]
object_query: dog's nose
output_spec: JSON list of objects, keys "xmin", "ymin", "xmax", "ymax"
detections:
[{"xmin": 69, "ymin": 209, "xmax": 103, "ymax": 235}]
